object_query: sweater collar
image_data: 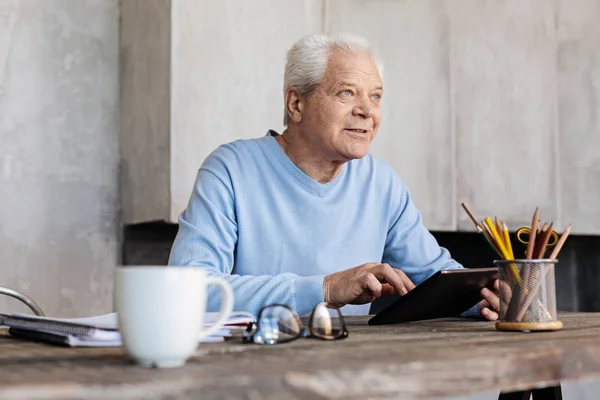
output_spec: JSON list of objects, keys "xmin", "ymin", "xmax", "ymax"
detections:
[{"xmin": 263, "ymin": 130, "xmax": 347, "ymax": 197}]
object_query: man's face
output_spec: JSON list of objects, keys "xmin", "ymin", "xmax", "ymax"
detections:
[{"xmin": 300, "ymin": 51, "xmax": 382, "ymax": 162}]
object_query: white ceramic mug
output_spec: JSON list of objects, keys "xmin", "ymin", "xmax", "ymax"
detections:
[{"xmin": 114, "ymin": 266, "xmax": 233, "ymax": 368}]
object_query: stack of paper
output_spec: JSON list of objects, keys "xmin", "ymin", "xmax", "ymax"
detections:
[{"xmin": 0, "ymin": 311, "xmax": 255, "ymax": 348}]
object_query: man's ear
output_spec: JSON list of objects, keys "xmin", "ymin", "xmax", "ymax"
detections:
[{"xmin": 285, "ymin": 88, "xmax": 304, "ymax": 123}]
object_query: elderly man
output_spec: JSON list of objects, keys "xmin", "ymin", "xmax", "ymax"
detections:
[{"xmin": 168, "ymin": 32, "xmax": 499, "ymax": 319}]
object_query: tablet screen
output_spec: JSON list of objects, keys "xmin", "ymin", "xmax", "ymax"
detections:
[{"xmin": 368, "ymin": 267, "xmax": 498, "ymax": 325}]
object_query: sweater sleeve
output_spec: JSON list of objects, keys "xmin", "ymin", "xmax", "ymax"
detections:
[
  {"xmin": 168, "ymin": 164, "xmax": 324, "ymax": 317},
  {"xmin": 382, "ymin": 178, "xmax": 483, "ymax": 319},
  {"xmin": 382, "ymin": 179, "xmax": 464, "ymax": 284}
]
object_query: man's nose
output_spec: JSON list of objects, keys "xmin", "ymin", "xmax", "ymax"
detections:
[{"xmin": 352, "ymin": 95, "xmax": 375, "ymax": 119}]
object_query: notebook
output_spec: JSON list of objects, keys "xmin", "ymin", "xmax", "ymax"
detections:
[{"xmin": 0, "ymin": 311, "xmax": 255, "ymax": 348}]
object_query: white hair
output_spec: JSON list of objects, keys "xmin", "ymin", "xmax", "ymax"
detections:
[{"xmin": 282, "ymin": 32, "xmax": 382, "ymax": 126}]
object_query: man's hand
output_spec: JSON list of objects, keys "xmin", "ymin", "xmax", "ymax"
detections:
[
  {"xmin": 323, "ymin": 263, "xmax": 415, "ymax": 308},
  {"xmin": 478, "ymin": 279, "xmax": 501, "ymax": 320}
]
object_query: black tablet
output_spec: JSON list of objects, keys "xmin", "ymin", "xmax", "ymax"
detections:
[{"xmin": 368, "ymin": 267, "xmax": 498, "ymax": 325}]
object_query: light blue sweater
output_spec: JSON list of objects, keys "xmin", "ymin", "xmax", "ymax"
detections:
[{"xmin": 168, "ymin": 131, "xmax": 470, "ymax": 317}]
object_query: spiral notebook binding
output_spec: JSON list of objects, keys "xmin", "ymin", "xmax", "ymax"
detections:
[{"xmin": 0, "ymin": 314, "xmax": 108, "ymax": 337}]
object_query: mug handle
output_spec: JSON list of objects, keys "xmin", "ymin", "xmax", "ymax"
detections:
[{"xmin": 197, "ymin": 276, "xmax": 234, "ymax": 341}]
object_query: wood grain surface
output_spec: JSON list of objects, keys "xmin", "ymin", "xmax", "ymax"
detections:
[{"xmin": 0, "ymin": 312, "xmax": 599, "ymax": 399}]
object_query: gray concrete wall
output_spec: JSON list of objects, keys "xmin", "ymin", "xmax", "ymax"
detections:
[
  {"xmin": 120, "ymin": 0, "xmax": 171, "ymax": 225},
  {"xmin": 121, "ymin": 0, "xmax": 600, "ymax": 236},
  {"xmin": 0, "ymin": 0, "xmax": 119, "ymax": 317}
]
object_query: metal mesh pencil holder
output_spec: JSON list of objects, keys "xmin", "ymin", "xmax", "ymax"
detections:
[{"xmin": 494, "ymin": 259, "xmax": 562, "ymax": 331}]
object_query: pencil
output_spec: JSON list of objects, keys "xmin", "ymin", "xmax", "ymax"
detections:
[
  {"xmin": 482, "ymin": 222, "xmax": 497, "ymax": 246},
  {"xmin": 482, "ymin": 222, "xmax": 506, "ymax": 256},
  {"xmin": 525, "ymin": 208, "xmax": 539, "ymax": 259},
  {"xmin": 495, "ymin": 217, "xmax": 503, "ymax": 246},
  {"xmin": 517, "ymin": 223, "xmax": 573, "ymax": 321},
  {"xmin": 532, "ymin": 224, "xmax": 549, "ymax": 259},
  {"xmin": 516, "ymin": 260, "xmax": 553, "ymax": 322},
  {"xmin": 461, "ymin": 202, "xmax": 484, "ymax": 230},
  {"xmin": 502, "ymin": 221, "xmax": 514, "ymax": 259},
  {"xmin": 477, "ymin": 225, "xmax": 502, "ymax": 257},
  {"xmin": 549, "ymin": 223, "xmax": 572, "ymax": 259},
  {"xmin": 484, "ymin": 217, "xmax": 510, "ymax": 259},
  {"xmin": 517, "ymin": 220, "xmax": 550, "ymax": 318},
  {"xmin": 535, "ymin": 223, "xmax": 554, "ymax": 259},
  {"xmin": 485, "ymin": 217, "xmax": 522, "ymax": 285},
  {"xmin": 482, "ymin": 221, "xmax": 493, "ymax": 238}
]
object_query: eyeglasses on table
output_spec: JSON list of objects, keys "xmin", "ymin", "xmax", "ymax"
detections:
[{"xmin": 243, "ymin": 302, "xmax": 349, "ymax": 345}]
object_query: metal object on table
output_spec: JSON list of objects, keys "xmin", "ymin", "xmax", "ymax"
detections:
[
  {"xmin": 0, "ymin": 286, "xmax": 45, "ymax": 316},
  {"xmin": 494, "ymin": 259, "xmax": 562, "ymax": 331}
]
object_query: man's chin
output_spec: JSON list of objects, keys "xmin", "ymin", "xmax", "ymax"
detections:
[{"xmin": 340, "ymin": 146, "xmax": 370, "ymax": 160}]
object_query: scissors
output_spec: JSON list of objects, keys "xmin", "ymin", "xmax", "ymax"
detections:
[{"xmin": 516, "ymin": 226, "xmax": 559, "ymax": 248}]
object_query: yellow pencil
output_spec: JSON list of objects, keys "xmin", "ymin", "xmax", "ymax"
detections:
[
  {"xmin": 495, "ymin": 217, "xmax": 503, "ymax": 246},
  {"xmin": 484, "ymin": 217, "xmax": 510, "ymax": 259},
  {"xmin": 485, "ymin": 217, "xmax": 522, "ymax": 285},
  {"xmin": 502, "ymin": 221, "xmax": 514, "ymax": 260}
]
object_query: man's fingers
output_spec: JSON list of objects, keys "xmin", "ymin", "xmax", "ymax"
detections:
[
  {"xmin": 363, "ymin": 262, "xmax": 383, "ymax": 270},
  {"xmin": 390, "ymin": 265, "xmax": 415, "ymax": 293},
  {"xmin": 497, "ymin": 280, "xmax": 513, "ymax": 304},
  {"xmin": 481, "ymin": 287, "xmax": 500, "ymax": 312},
  {"xmin": 400, "ymin": 271, "xmax": 416, "ymax": 291},
  {"xmin": 481, "ymin": 307, "xmax": 498, "ymax": 321},
  {"xmin": 363, "ymin": 263, "xmax": 413, "ymax": 297},
  {"xmin": 371, "ymin": 264, "xmax": 408, "ymax": 296},
  {"xmin": 478, "ymin": 299, "xmax": 490, "ymax": 310},
  {"xmin": 379, "ymin": 263, "xmax": 415, "ymax": 292},
  {"xmin": 363, "ymin": 273, "xmax": 383, "ymax": 298},
  {"xmin": 494, "ymin": 279, "xmax": 499, "ymax": 292},
  {"xmin": 380, "ymin": 283, "xmax": 396, "ymax": 297}
]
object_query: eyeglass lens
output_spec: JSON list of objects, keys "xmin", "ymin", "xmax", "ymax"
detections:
[
  {"xmin": 310, "ymin": 303, "xmax": 346, "ymax": 339},
  {"xmin": 257, "ymin": 305, "xmax": 301, "ymax": 343}
]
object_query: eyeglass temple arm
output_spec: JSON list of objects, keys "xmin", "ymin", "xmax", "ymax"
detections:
[{"xmin": 0, "ymin": 286, "xmax": 45, "ymax": 316}]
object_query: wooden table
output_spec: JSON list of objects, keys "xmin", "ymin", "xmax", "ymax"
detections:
[{"xmin": 0, "ymin": 312, "xmax": 599, "ymax": 399}]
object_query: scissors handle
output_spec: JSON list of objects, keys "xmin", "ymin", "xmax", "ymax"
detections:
[
  {"xmin": 516, "ymin": 227, "xmax": 533, "ymax": 245},
  {"xmin": 516, "ymin": 227, "xmax": 558, "ymax": 246}
]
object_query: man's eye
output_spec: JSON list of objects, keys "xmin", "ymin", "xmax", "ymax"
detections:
[
  {"xmin": 371, "ymin": 93, "xmax": 381, "ymax": 101},
  {"xmin": 341, "ymin": 89, "xmax": 353, "ymax": 97}
]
